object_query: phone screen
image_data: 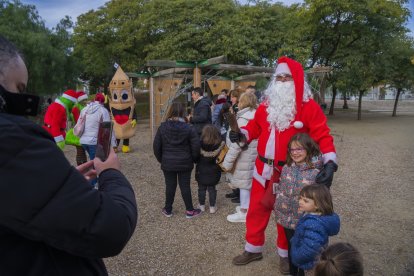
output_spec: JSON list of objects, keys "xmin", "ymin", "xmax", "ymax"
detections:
[{"xmin": 95, "ymin": 121, "xmax": 113, "ymax": 161}]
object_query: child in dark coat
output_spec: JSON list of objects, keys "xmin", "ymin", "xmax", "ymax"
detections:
[{"xmin": 196, "ymin": 125, "xmax": 224, "ymax": 214}]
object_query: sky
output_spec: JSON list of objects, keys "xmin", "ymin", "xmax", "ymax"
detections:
[{"xmin": 22, "ymin": 0, "xmax": 414, "ymax": 34}]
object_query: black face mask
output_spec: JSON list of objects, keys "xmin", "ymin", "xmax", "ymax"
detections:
[{"xmin": 0, "ymin": 84, "xmax": 40, "ymax": 116}]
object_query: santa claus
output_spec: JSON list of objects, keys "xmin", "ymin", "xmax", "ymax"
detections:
[{"xmin": 230, "ymin": 57, "xmax": 337, "ymax": 274}]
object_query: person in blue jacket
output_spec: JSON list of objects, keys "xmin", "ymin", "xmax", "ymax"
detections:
[{"xmin": 290, "ymin": 184, "xmax": 340, "ymax": 275}]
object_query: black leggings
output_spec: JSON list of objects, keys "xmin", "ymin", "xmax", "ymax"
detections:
[
  {"xmin": 197, "ymin": 184, "xmax": 217, "ymax": 206},
  {"xmin": 163, "ymin": 170, "xmax": 194, "ymax": 212},
  {"xmin": 284, "ymin": 228, "xmax": 305, "ymax": 276}
]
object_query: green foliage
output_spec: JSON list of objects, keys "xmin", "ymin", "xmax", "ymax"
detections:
[{"xmin": 0, "ymin": 0, "xmax": 81, "ymax": 95}]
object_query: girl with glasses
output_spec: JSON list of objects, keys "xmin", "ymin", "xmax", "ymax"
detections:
[{"xmin": 273, "ymin": 133, "xmax": 324, "ymax": 275}]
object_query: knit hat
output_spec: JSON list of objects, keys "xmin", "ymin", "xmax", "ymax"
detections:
[
  {"xmin": 276, "ymin": 56, "xmax": 304, "ymax": 129},
  {"xmin": 61, "ymin": 90, "xmax": 77, "ymax": 103},
  {"xmin": 76, "ymin": 91, "xmax": 88, "ymax": 102},
  {"xmin": 95, "ymin": 93, "xmax": 105, "ymax": 104}
]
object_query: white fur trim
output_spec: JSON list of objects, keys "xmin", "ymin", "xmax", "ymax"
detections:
[
  {"xmin": 77, "ymin": 94, "xmax": 88, "ymax": 102},
  {"xmin": 275, "ymin": 63, "xmax": 291, "ymax": 76},
  {"xmin": 54, "ymin": 135, "xmax": 64, "ymax": 143},
  {"xmin": 245, "ymin": 241, "xmax": 263, "ymax": 253},
  {"xmin": 293, "ymin": 121, "xmax": 303, "ymax": 129},
  {"xmin": 253, "ymin": 168, "xmax": 266, "ymax": 187},
  {"xmin": 55, "ymin": 99, "xmax": 65, "ymax": 108},
  {"xmin": 62, "ymin": 93, "xmax": 77, "ymax": 103},
  {"xmin": 262, "ymin": 126, "xmax": 275, "ymax": 180},
  {"xmin": 322, "ymin": 152, "xmax": 337, "ymax": 164},
  {"xmin": 277, "ymin": 248, "xmax": 288, "ymax": 258}
]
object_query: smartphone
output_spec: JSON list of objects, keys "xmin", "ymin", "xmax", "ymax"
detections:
[{"xmin": 95, "ymin": 121, "xmax": 113, "ymax": 161}]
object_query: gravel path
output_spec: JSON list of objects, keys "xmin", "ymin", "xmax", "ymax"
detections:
[{"xmin": 64, "ymin": 100, "xmax": 414, "ymax": 275}]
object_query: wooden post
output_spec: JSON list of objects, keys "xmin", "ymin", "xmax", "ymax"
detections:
[{"xmin": 193, "ymin": 67, "xmax": 201, "ymax": 88}]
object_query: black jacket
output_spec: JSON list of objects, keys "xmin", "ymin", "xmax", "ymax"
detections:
[
  {"xmin": 190, "ymin": 97, "xmax": 212, "ymax": 135},
  {"xmin": 153, "ymin": 120, "xmax": 200, "ymax": 172},
  {"xmin": 0, "ymin": 113, "xmax": 137, "ymax": 275},
  {"xmin": 195, "ymin": 141, "xmax": 223, "ymax": 186}
]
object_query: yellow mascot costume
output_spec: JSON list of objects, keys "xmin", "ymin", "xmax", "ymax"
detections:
[{"xmin": 108, "ymin": 66, "xmax": 137, "ymax": 153}]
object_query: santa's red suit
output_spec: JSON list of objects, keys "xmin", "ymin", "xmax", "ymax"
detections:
[
  {"xmin": 43, "ymin": 100, "xmax": 68, "ymax": 143},
  {"xmin": 240, "ymin": 57, "xmax": 336, "ymax": 256},
  {"xmin": 43, "ymin": 90, "xmax": 77, "ymax": 143}
]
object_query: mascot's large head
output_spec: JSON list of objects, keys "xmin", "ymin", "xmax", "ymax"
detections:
[{"xmin": 108, "ymin": 66, "xmax": 136, "ymax": 139}]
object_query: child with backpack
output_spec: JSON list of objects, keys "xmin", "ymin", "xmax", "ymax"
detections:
[
  {"xmin": 196, "ymin": 125, "xmax": 224, "ymax": 214},
  {"xmin": 290, "ymin": 185, "xmax": 340, "ymax": 275}
]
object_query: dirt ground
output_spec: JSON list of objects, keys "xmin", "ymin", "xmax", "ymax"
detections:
[{"xmin": 64, "ymin": 100, "xmax": 414, "ymax": 276}]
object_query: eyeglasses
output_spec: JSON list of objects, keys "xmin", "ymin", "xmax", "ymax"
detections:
[
  {"xmin": 275, "ymin": 74, "xmax": 293, "ymax": 82},
  {"xmin": 289, "ymin": 147, "xmax": 305, "ymax": 153}
]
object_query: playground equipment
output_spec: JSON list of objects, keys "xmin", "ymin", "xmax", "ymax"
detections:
[
  {"xmin": 140, "ymin": 55, "xmax": 332, "ymax": 138},
  {"xmin": 146, "ymin": 56, "xmax": 274, "ymax": 137}
]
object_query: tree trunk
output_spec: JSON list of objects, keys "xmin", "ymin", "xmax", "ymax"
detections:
[
  {"xmin": 343, "ymin": 92, "xmax": 349, "ymax": 109},
  {"xmin": 392, "ymin": 88, "xmax": 401, "ymax": 117},
  {"xmin": 357, "ymin": 90, "xmax": 363, "ymax": 120},
  {"xmin": 329, "ymin": 85, "xmax": 337, "ymax": 115}
]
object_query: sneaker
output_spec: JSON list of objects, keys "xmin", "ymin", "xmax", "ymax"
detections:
[
  {"xmin": 162, "ymin": 208, "xmax": 172, "ymax": 218},
  {"xmin": 209, "ymin": 206, "xmax": 217, "ymax": 214},
  {"xmin": 225, "ymin": 191, "xmax": 238, "ymax": 199},
  {"xmin": 185, "ymin": 209, "xmax": 202, "ymax": 219},
  {"xmin": 231, "ymin": 197, "xmax": 240, "ymax": 204},
  {"xmin": 232, "ymin": 251, "xmax": 263, "ymax": 265},
  {"xmin": 279, "ymin": 256, "xmax": 290, "ymax": 275},
  {"xmin": 227, "ymin": 211, "xmax": 247, "ymax": 223},
  {"xmin": 199, "ymin": 205, "xmax": 205, "ymax": 212}
]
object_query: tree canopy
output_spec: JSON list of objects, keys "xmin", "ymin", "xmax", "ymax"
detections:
[
  {"xmin": 1, "ymin": 0, "xmax": 413, "ymax": 110},
  {"xmin": 0, "ymin": 0, "xmax": 81, "ymax": 95}
]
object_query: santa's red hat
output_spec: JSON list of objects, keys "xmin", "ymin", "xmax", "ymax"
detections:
[
  {"xmin": 276, "ymin": 56, "xmax": 304, "ymax": 129},
  {"xmin": 76, "ymin": 91, "xmax": 88, "ymax": 102},
  {"xmin": 61, "ymin": 90, "xmax": 77, "ymax": 103}
]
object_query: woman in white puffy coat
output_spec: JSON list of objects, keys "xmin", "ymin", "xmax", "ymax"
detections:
[{"xmin": 221, "ymin": 92, "xmax": 258, "ymax": 223}]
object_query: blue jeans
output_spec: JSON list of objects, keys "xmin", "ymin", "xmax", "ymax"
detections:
[
  {"xmin": 82, "ymin": 144, "xmax": 97, "ymax": 186},
  {"xmin": 82, "ymin": 144, "xmax": 97, "ymax": 160}
]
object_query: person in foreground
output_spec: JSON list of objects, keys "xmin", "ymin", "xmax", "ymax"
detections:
[
  {"xmin": 313, "ymin": 242, "xmax": 363, "ymax": 276},
  {"xmin": 230, "ymin": 56, "xmax": 337, "ymax": 274},
  {"xmin": 0, "ymin": 35, "xmax": 137, "ymax": 275},
  {"xmin": 290, "ymin": 185, "xmax": 340, "ymax": 275}
]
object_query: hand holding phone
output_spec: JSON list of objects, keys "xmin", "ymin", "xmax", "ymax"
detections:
[
  {"xmin": 95, "ymin": 121, "xmax": 113, "ymax": 162},
  {"xmin": 93, "ymin": 147, "xmax": 120, "ymax": 176},
  {"xmin": 76, "ymin": 160, "xmax": 97, "ymax": 181}
]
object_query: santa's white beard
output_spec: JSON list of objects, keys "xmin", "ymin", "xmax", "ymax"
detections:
[{"xmin": 264, "ymin": 81, "xmax": 296, "ymax": 131}]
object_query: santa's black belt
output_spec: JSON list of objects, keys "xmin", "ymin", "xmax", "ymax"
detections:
[{"xmin": 258, "ymin": 155, "xmax": 285, "ymax": 167}]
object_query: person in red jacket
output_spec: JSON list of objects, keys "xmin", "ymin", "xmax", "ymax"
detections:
[
  {"xmin": 230, "ymin": 57, "xmax": 338, "ymax": 275},
  {"xmin": 43, "ymin": 89, "xmax": 77, "ymax": 149}
]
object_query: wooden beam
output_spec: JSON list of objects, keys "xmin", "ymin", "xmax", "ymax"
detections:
[
  {"xmin": 152, "ymin": 67, "xmax": 191, "ymax": 77},
  {"xmin": 198, "ymin": 55, "xmax": 227, "ymax": 67},
  {"xmin": 234, "ymin": 72, "xmax": 273, "ymax": 81},
  {"xmin": 146, "ymin": 60, "xmax": 178, "ymax": 67},
  {"xmin": 210, "ymin": 64, "xmax": 274, "ymax": 73}
]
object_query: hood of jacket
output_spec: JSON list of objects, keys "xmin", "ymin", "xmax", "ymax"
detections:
[
  {"xmin": 84, "ymin": 101, "xmax": 103, "ymax": 114},
  {"xmin": 160, "ymin": 120, "xmax": 191, "ymax": 145},
  {"xmin": 306, "ymin": 213, "xmax": 340, "ymax": 236},
  {"xmin": 200, "ymin": 141, "xmax": 224, "ymax": 157}
]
